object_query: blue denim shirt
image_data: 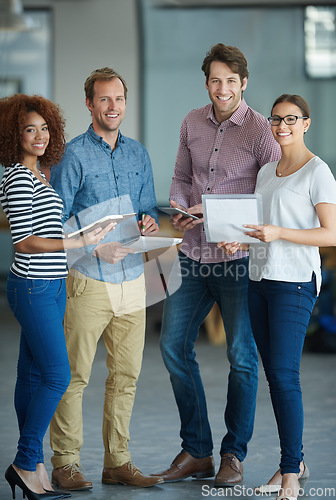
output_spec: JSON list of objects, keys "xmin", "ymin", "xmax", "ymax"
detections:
[{"xmin": 50, "ymin": 125, "xmax": 159, "ymax": 283}]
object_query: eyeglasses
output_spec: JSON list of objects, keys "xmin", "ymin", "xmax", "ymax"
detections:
[{"xmin": 268, "ymin": 115, "xmax": 308, "ymax": 126}]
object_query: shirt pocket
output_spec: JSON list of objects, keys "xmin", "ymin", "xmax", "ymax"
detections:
[
  {"xmin": 127, "ymin": 170, "xmax": 142, "ymax": 205},
  {"xmin": 116, "ymin": 168, "xmax": 142, "ymax": 206},
  {"xmin": 83, "ymin": 171, "xmax": 115, "ymax": 204}
]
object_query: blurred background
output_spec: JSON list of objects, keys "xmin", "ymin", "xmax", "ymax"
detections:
[
  {"xmin": 0, "ymin": 5, "xmax": 336, "ymax": 497},
  {"xmin": 1, "ymin": 0, "xmax": 336, "ymax": 345}
]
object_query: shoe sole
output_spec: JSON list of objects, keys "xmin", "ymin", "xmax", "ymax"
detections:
[
  {"xmin": 214, "ymin": 478, "xmax": 243, "ymax": 488},
  {"xmin": 52, "ymin": 480, "xmax": 92, "ymax": 491},
  {"xmin": 102, "ymin": 478, "xmax": 164, "ymax": 487},
  {"xmin": 160, "ymin": 469, "xmax": 215, "ymax": 483}
]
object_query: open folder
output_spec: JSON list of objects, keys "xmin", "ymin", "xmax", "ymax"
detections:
[
  {"xmin": 203, "ymin": 194, "xmax": 263, "ymax": 244},
  {"xmin": 67, "ymin": 213, "xmax": 137, "ymax": 238}
]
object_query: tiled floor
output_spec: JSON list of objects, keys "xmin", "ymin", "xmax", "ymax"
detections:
[{"xmin": 0, "ymin": 296, "xmax": 335, "ymax": 500}]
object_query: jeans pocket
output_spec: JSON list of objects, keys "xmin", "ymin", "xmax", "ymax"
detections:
[
  {"xmin": 56, "ymin": 279, "xmax": 66, "ymax": 297},
  {"xmin": 28, "ymin": 279, "xmax": 51, "ymax": 295},
  {"xmin": 66, "ymin": 274, "xmax": 88, "ymax": 298}
]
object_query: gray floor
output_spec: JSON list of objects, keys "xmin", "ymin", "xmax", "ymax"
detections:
[{"xmin": 0, "ymin": 294, "xmax": 335, "ymax": 500}]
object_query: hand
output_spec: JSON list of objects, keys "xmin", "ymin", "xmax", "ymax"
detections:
[
  {"xmin": 66, "ymin": 223, "xmax": 116, "ymax": 249},
  {"xmin": 138, "ymin": 215, "xmax": 159, "ymax": 235},
  {"xmin": 81, "ymin": 222, "xmax": 116, "ymax": 245},
  {"xmin": 170, "ymin": 200, "xmax": 203, "ymax": 232},
  {"xmin": 93, "ymin": 241, "xmax": 135, "ymax": 264},
  {"xmin": 217, "ymin": 241, "xmax": 249, "ymax": 255},
  {"xmin": 244, "ymin": 224, "xmax": 282, "ymax": 242}
]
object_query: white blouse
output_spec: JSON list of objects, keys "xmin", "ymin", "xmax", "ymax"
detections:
[{"xmin": 249, "ymin": 156, "xmax": 336, "ymax": 294}]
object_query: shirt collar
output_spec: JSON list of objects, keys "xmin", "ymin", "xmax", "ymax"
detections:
[
  {"xmin": 87, "ymin": 124, "xmax": 124, "ymax": 148},
  {"xmin": 207, "ymin": 98, "xmax": 248, "ymax": 126}
]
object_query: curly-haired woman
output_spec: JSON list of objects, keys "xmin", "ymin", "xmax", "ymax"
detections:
[{"xmin": 0, "ymin": 94, "xmax": 114, "ymax": 500}]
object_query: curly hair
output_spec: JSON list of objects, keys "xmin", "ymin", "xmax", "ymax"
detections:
[
  {"xmin": 0, "ymin": 94, "xmax": 66, "ymax": 168},
  {"xmin": 201, "ymin": 43, "xmax": 249, "ymax": 85}
]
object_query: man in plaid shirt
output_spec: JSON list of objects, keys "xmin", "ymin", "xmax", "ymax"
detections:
[{"xmin": 152, "ymin": 44, "xmax": 281, "ymax": 487}]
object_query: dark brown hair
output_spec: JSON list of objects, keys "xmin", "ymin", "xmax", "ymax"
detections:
[
  {"xmin": 271, "ymin": 94, "xmax": 310, "ymax": 118},
  {"xmin": 84, "ymin": 67, "xmax": 128, "ymax": 103},
  {"xmin": 201, "ymin": 43, "xmax": 249, "ymax": 84},
  {"xmin": 0, "ymin": 94, "xmax": 66, "ymax": 168}
]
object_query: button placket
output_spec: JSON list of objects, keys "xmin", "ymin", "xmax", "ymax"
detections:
[{"xmin": 207, "ymin": 126, "xmax": 224, "ymax": 191}]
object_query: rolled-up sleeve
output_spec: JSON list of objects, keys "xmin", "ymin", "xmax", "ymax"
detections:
[{"xmin": 170, "ymin": 118, "xmax": 193, "ymax": 209}]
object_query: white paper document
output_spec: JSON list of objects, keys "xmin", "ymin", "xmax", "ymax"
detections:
[
  {"xmin": 123, "ymin": 236, "xmax": 183, "ymax": 253},
  {"xmin": 203, "ymin": 194, "xmax": 263, "ymax": 244}
]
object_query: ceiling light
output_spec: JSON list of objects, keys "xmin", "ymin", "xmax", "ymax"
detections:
[{"xmin": 0, "ymin": 0, "xmax": 39, "ymax": 31}]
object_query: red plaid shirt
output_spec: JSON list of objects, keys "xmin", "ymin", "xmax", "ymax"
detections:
[{"xmin": 170, "ymin": 99, "xmax": 281, "ymax": 263}]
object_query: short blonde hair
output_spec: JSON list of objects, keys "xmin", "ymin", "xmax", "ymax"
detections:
[{"xmin": 84, "ymin": 67, "xmax": 128, "ymax": 103}]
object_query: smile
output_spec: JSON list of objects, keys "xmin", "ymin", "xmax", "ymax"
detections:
[
  {"xmin": 277, "ymin": 132, "xmax": 291, "ymax": 137},
  {"xmin": 217, "ymin": 96, "xmax": 232, "ymax": 102}
]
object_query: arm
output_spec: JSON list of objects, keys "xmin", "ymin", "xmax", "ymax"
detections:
[
  {"xmin": 170, "ymin": 118, "xmax": 193, "ymax": 208},
  {"xmin": 169, "ymin": 118, "xmax": 202, "ymax": 232},
  {"xmin": 137, "ymin": 147, "xmax": 159, "ymax": 235},
  {"xmin": 244, "ymin": 203, "xmax": 336, "ymax": 247},
  {"xmin": 50, "ymin": 147, "xmax": 101, "ymax": 255},
  {"xmin": 94, "ymin": 146, "xmax": 158, "ymax": 264},
  {"xmin": 14, "ymin": 223, "xmax": 116, "ymax": 254},
  {"xmin": 5, "ymin": 167, "xmax": 115, "ymax": 254},
  {"xmin": 50, "ymin": 148, "xmax": 81, "ymax": 224}
]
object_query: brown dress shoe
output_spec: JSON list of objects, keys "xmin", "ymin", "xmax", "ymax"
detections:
[
  {"xmin": 102, "ymin": 462, "xmax": 164, "ymax": 488},
  {"xmin": 52, "ymin": 464, "xmax": 93, "ymax": 491},
  {"xmin": 150, "ymin": 451, "xmax": 215, "ymax": 482},
  {"xmin": 214, "ymin": 453, "xmax": 243, "ymax": 487}
]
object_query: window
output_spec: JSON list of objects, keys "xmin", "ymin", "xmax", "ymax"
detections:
[{"xmin": 305, "ymin": 5, "xmax": 336, "ymax": 78}]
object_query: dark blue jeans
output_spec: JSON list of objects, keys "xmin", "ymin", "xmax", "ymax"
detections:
[
  {"xmin": 6, "ymin": 271, "xmax": 71, "ymax": 471},
  {"xmin": 248, "ymin": 277, "xmax": 317, "ymax": 474},
  {"xmin": 160, "ymin": 253, "xmax": 258, "ymax": 460}
]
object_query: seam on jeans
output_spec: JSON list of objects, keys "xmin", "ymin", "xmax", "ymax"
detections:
[
  {"xmin": 183, "ymin": 288, "xmax": 214, "ymax": 456},
  {"xmin": 105, "ymin": 321, "xmax": 118, "ymax": 451}
]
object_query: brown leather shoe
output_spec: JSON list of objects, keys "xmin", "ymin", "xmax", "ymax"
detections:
[
  {"xmin": 214, "ymin": 453, "xmax": 243, "ymax": 487},
  {"xmin": 150, "ymin": 451, "xmax": 215, "ymax": 482},
  {"xmin": 52, "ymin": 464, "xmax": 92, "ymax": 491},
  {"xmin": 102, "ymin": 462, "xmax": 164, "ymax": 488}
]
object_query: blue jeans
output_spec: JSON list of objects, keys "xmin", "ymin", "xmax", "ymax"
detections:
[
  {"xmin": 160, "ymin": 253, "xmax": 258, "ymax": 460},
  {"xmin": 248, "ymin": 277, "xmax": 317, "ymax": 474},
  {"xmin": 6, "ymin": 271, "xmax": 71, "ymax": 471}
]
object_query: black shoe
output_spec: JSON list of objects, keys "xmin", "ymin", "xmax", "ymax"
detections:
[
  {"xmin": 45, "ymin": 490, "xmax": 71, "ymax": 498},
  {"xmin": 5, "ymin": 465, "xmax": 66, "ymax": 500}
]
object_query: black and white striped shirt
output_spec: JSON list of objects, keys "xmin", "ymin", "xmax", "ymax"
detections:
[{"xmin": 0, "ymin": 163, "xmax": 68, "ymax": 279}]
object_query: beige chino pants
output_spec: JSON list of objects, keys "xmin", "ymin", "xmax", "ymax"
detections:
[{"xmin": 50, "ymin": 270, "xmax": 146, "ymax": 469}]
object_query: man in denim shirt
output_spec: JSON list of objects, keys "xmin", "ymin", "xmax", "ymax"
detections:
[{"xmin": 49, "ymin": 68, "xmax": 162, "ymax": 490}]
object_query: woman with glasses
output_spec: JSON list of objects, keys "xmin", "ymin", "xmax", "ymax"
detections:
[
  {"xmin": 0, "ymin": 94, "xmax": 115, "ymax": 500},
  {"xmin": 218, "ymin": 94, "xmax": 336, "ymax": 500}
]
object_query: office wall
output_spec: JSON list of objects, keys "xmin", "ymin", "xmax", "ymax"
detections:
[
  {"xmin": 141, "ymin": 3, "xmax": 336, "ymax": 203},
  {"xmin": 24, "ymin": 0, "xmax": 140, "ymax": 142},
  {"xmin": 1, "ymin": 1, "xmax": 335, "ymax": 272}
]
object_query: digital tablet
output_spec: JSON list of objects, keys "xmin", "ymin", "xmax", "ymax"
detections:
[{"xmin": 159, "ymin": 206, "xmax": 200, "ymax": 220}]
